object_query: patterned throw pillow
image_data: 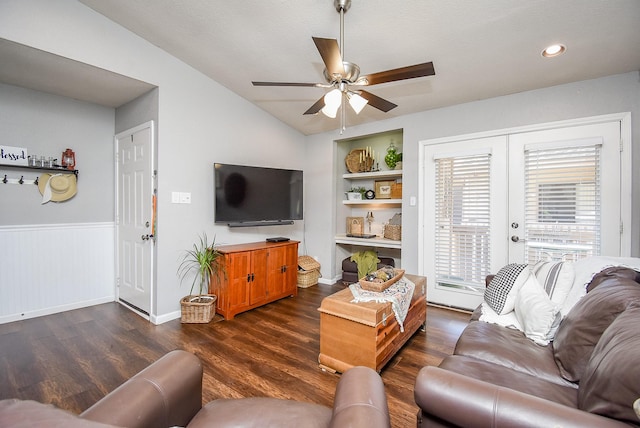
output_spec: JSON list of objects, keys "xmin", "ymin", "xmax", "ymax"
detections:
[
  {"xmin": 531, "ymin": 261, "xmax": 575, "ymax": 306},
  {"xmin": 484, "ymin": 263, "xmax": 530, "ymax": 315}
]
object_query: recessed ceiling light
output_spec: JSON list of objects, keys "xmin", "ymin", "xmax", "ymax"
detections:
[{"xmin": 542, "ymin": 44, "xmax": 566, "ymax": 58}]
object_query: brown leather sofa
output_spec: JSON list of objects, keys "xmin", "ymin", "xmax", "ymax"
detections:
[
  {"xmin": 415, "ymin": 266, "xmax": 640, "ymax": 427},
  {"xmin": 0, "ymin": 350, "xmax": 391, "ymax": 427}
]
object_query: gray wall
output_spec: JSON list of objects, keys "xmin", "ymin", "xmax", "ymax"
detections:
[
  {"xmin": 0, "ymin": 83, "xmax": 115, "ymax": 225},
  {"xmin": 115, "ymin": 88, "xmax": 159, "ymax": 136},
  {"xmin": 304, "ymin": 71, "xmax": 640, "ymax": 279},
  {"xmin": 1, "ymin": 0, "xmax": 637, "ymax": 322},
  {"xmin": 0, "ymin": 0, "xmax": 307, "ymax": 322}
]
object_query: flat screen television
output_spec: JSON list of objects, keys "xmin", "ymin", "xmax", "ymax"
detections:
[{"xmin": 214, "ymin": 163, "xmax": 303, "ymax": 227}]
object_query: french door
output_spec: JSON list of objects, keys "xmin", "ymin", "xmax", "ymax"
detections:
[{"xmin": 421, "ymin": 119, "xmax": 624, "ymax": 310}]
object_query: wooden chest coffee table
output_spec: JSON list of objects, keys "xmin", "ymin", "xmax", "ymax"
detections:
[{"xmin": 318, "ymin": 274, "xmax": 427, "ymax": 373}]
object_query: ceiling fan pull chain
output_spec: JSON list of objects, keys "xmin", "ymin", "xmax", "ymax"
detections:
[{"xmin": 339, "ymin": 3, "xmax": 345, "ymax": 59}]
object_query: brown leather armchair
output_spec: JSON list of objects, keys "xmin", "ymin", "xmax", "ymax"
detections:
[{"xmin": 0, "ymin": 350, "xmax": 391, "ymax": 428}]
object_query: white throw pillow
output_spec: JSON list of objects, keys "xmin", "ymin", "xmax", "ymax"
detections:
[
  {"xmin": 514, "ymin": 275, "xmax": 562, "ymax": 346},
  {"xmin": 484, "ymin": 263, "xmax": 530, "ymax": 315},
  {"xmin": 531, "ymin": 260, "xmax": 574, "ymax": 306}
]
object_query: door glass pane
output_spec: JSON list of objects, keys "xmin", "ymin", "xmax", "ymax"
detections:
[
  {"xmin": 434, "ymin": 153, "xmax": 491, "ymax": 292},
  {"xmin": 524, "ymin": 144, "xmax": 601, "ymax": 262}
]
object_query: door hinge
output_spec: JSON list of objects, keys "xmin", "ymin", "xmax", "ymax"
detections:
[
  {"xmin": 620, "ymin": 138, "xmax": 624, "ymax": 152},
  {"xmin": 620, "ymin": 221, "xmax": 624, "ymax": 235}
]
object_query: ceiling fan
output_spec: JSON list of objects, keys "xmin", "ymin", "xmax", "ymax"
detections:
[{"xmin": 252, "ymin": 0, "xmax": 435, "ymax": 132}]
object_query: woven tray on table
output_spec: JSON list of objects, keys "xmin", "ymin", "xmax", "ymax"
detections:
[
  {"xmin": 297, "ymin": 255, "xmax": 321, "ymax": 288},
  {"xmin": 359, "ymin": 269, "xmax": 405, "ymax": 292}
]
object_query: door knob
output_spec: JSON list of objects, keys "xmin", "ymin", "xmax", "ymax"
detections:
[
  {"xmin": 511, "ymin": 235, "xmax": 520, "ymax": 242},
  {"xmin": 141, "ymin": 234, "xmax": 150, "ymax": 241}
]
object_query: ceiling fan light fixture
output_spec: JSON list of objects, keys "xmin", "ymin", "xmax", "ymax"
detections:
[
  {"xmin": 348, "ymin": 92, "xmax": 368, "ymax": 114},
  {"xmin": 321, "ymin": 88, "xmax": 342, "ymax": 118},
  {"xmin": 542, "ymin": 43, "xmax": 566, "ymax": 58}
]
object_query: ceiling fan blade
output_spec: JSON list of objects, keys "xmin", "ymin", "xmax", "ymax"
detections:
[
  {"xmin": 358, "ymin": 90, "xmax": 398, "ymax": 112},
  {"xmin": 359, "ymin": 62, "xmax": 435, "ymax": 86},
  {"xmin": 303, "ymin": 96, "xmax": 326, "ymax": 115},
  {"xmin": 312, "ymin": 37, "xmax": 345, "ymax": 78},
  {"xmin": 252, "ymin": 81, "xmax": 324, "ymax": 87}
]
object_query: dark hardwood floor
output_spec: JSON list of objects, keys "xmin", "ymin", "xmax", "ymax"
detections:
[{"xmin": 0, "ymin": 282, "xmax": 470, "ymax": 428}]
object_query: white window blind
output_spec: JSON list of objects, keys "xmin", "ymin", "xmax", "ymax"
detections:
[
  {"xmin": 434, "ymin": 153, "xmax": 491, "ymax": 291},
  {"xmin": 524, "ymin": 144, "xmax": 601, "ymax": 262}
]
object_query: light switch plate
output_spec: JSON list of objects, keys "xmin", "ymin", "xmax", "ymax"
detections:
[
  {"xmin": 171, "ymin": 192, "xmax": 180, "ymax": 204},
  {"xmin": 180, "ymin": 192, "xmax": 191, "ymax": 204}
]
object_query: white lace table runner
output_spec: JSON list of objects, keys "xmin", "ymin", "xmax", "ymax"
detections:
[{"xmin": 349, "ymin": 275, "xmax": 415, "ymax": 332}]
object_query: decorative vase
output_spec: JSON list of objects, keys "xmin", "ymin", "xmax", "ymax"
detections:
[{"xmin": 385, "ymin": 140, "xmax": 398, "ymax": 169}]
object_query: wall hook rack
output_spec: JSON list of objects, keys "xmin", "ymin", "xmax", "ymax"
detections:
[
  {"xmin": 1, "ymin": 174, "xmax": 38, "ymax": 185},
  {"xmin": 1, "ymin": 164, "xmax": 77, "ymax": 185}
]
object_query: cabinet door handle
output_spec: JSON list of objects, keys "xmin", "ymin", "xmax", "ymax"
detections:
[
  {"xmin": 283, "ymin": 265, "xmax": 287, "ymax": 273},
  {"xmin": 251, "ymin": 273, "xmax": 255, "ymax": 282},
  {"xmin": 247, "ymin": 274, "xmax": 251, "ymax": 282}
]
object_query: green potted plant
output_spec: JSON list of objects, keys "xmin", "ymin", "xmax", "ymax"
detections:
[
  {"xmin": 346, "ymin": 186, "xmax": 366, "ymax": 200},
  {"xmin": 177, "ymin": 233, "xmax": 224, "ymax": 323}
]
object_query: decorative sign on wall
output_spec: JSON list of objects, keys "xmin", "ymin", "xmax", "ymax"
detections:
[{"xmin": 0, "ymin": 145, "xmax": 28, "ymax": 166}]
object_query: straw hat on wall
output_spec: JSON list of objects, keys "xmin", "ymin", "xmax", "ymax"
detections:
[{"xmin": 38, "ymin": 173, "xmax": 77, "ymax": 204}]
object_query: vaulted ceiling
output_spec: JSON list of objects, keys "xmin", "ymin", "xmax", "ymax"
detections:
[{"xmin": 5, "ymin": 1, "xmax": 640, "ymax": 135}]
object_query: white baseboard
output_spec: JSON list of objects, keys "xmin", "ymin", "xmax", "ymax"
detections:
[
  {"xmin": 152, "ymin": 310, "xmax": 181, "ymax": 325},
  {"xmin": 0, "ymin": 296, "xmax": 114, "ymax": 324}
]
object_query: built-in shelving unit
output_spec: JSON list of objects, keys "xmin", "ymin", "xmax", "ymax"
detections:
[{"xmin": 334, "ymin": 129, "xmax": 404, "ymax": 275}]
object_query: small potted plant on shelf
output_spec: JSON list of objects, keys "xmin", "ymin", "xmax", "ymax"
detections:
[
  {"xmin": 177, "ymin": 233, "xmax": 224, "ymax": 323},
  {"xmin": 346, "ymin": 186, "xmax": 366, "ymax": 200}
]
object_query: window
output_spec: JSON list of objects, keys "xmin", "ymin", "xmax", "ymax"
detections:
[
  {"xmin": 524, "ymin": 143, "xmax": 601, "ymax": 262},
  {"xmin": 537, "ymin": 183, "xmax": 577, "ymax": 223},
  {"xmin": 434, "ymin": 153, "xmax": 491, "ymax": 292}
]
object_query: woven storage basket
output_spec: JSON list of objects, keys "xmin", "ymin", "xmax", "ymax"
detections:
[
  {"xmin": 297, "ymin": 255, "xmax": 321, "ymax": 288},
  {"xmin": 384, "ymin": 224, "xmax": 401, "ymax": 240},
  {"xmin": 180, "ymin": 294, "xmax": 217, "ymax": 323},
  {"xmin": 359, "ymin": 268, "xmax": 405, "ymax": 292}
]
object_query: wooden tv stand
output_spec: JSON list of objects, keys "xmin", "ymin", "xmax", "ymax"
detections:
[{"xmin": 209, "ymin": 240, "xmax": 299, "ymax": 320}]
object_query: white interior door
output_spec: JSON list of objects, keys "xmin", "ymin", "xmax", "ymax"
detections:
[
  {"xmin": 421, "ymin": 119, "xmax": 623, "ymax": 310},
  {"xmin": 116, "ymin": 121, "xmax": 154, "ymax": 316}
]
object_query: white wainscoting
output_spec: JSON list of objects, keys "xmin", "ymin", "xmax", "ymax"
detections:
[{"xmin": 0, "ymin": 222, "xmax": 115, "ymax": 324}]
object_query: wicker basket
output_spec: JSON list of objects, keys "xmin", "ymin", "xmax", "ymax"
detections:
[
  {"xmin": 180, "ymin": 294, "xmax": 217, "ymax": 323},
  {"xmin": 297, "ymin": 255, "xmax": 321, "ymax": 288},
  {"xmin": 384, "ymin": 224, "xmax": 402, "ymax": 240}
]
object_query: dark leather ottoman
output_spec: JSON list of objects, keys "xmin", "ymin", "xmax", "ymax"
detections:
[{"xmin": 341, "ymin": 256, "xmax": 395, "ymax": 284}]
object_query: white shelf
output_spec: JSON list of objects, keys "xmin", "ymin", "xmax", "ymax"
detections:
[
  {"xmin": 335, "ymin": 234, "xmax": 402, "ymax": 249},
  {"xmin": 343, "ymin": 170, "xmax": 402, "ymax": 180},
  {"xmin": 342, "ymin": 198, "xmax": 402, "ymax": 206}
]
